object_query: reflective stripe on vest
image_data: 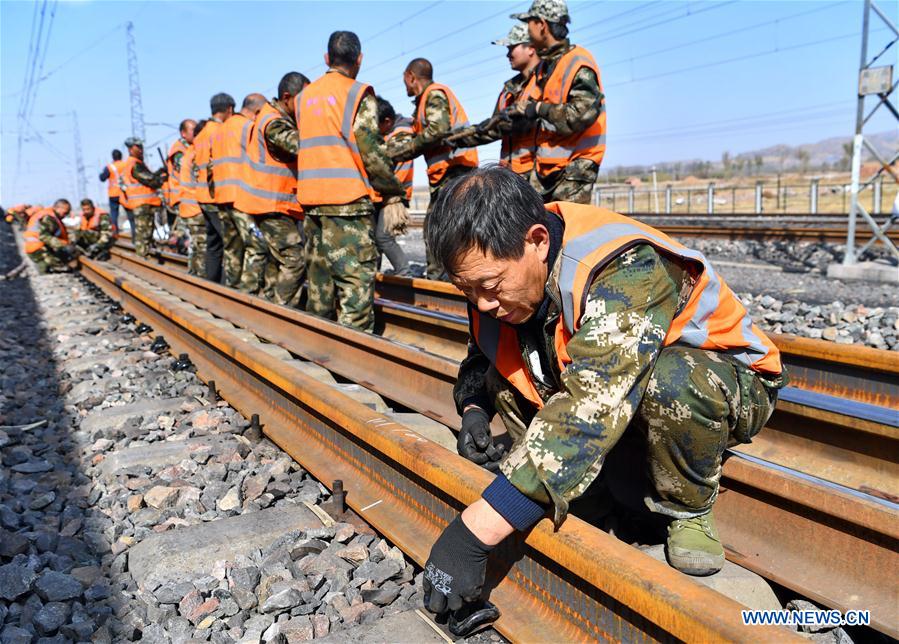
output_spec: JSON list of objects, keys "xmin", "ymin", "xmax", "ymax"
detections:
[
  {"xmin": 177, "ymin": 148, "xmax": 202, "ymax": 218},
  {"xmin": 212, "ymin": 114, "xmax": 251, "ymax": 205},
  {"xmin": 119, "ymin": 155, "xmax": 162, "ymax": 209},
  {"xmin": 233, "ymin": 103, "xmax": 302, "ymax": 217},
  {"xmin": 372, "ymin": 121, "xmax": 415, "ymax": 203},
  {"xmin": 24, "ymin": 210, "xmax": 68, "ymax": 254},
  {"xmin": 192, "ymin": 121, "xmax": 221, "ymax": 204},
  {"xmin": 497, "ymin": 74, "xmax": 539, "ymax": 175},
  {"xmin": 413, "ymin": 83, "xmax": 478, "ymax": 185},
  {"xmin": 163, "ymin": 139, "xmax": 189, "ymax": 206},
  {"xmin": 107, "ymin": 161, "xmax": 125, "ymax": 199},
  {"xmin": 535, "ymin": 46, "xmax": 606, "ymax": 177},
  {"xmin": 470, "ymin": 203, "xmax": 781, "ymax": 408},
  {"xmin": 296, "ymin": 72, "xmax": 373, "ymax": 206}
]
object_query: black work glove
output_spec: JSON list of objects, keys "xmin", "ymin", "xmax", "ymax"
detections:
[
  {"xmin": 458, "ymin": 408, "xmax": 505, "ymax": 472},
  {"xmin": 423, "ymin": 516, "xmax": 494, "ymax": 614},
  {"xmin": 86, "ymin": 244, "xmax": 99, "ymax": 257}
]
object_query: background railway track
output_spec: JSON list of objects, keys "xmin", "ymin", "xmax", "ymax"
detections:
[{"xmin": 98, "ymin": 244, "xmax": 899, "ymax": 638}]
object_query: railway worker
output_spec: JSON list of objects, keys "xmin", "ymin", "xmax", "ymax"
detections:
[
  {"xmin": 389, "ymin": 57, "xmax": 478, "ymax": 280},
  {"xmin": 178, "ymin": 123, "xmax": 207, "ymax": 277},
  {"xmin": 506, "ymin": 0, "xmax": 607, "ymax": 204},
  {"xmin": 233, "ymin": 72, "xmax": 308, "ymax": 302},
  {"xmin": 74, "ymin": 198, "xmax": 115, "ymax": 260},
  {"xmin": 5, "ymin": 204, "xmax": 30, "ymax": 227},
  {"xmin": 162, "ymin": 119, "xmax": 197, "ymax": 228},
  {"xmin": 211, "ymin": 93, "xmax": 267, "ymax": 289},
  {"xmin": 446, "ymin": 23, "xmax": 541, "ymax": 177},
  {"xmin": 23, "ymin": 199, "xmax": 77, "ymax": 273},
  {"xmin": 374, "ymin": 96, "xmax": 412, "ymax": 277},
  {"xmin": 420, "ymin": 166, "xmax": 786, "ymax": 616},
  {"xmin": 120, "ymin": 137, "xmax": 167, "ymax": 257},
  {"xmin": 296, "ymin": 32, "xmax": 407, "ymax": 331},
  {"xmin": 99, "ymin": 149, "xmax": 126, "ymax": 231},
  {"xmin": 193, "ymin": 92, "xmax": 235, "ymax": 283}
]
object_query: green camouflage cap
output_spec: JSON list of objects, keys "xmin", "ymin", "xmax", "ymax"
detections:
[
  {"xmin": 511, "ymin": 0, "xmax": 569, "ymax": 23},
  {"xmin": 492, "ymin": 23, "xmax": 531, "ymax": 47},
  {"xmin": 124, "ymin": 136, "xmax": 144, "ymax": 148}
]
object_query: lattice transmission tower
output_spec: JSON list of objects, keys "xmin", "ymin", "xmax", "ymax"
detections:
[
  {"xmin": 71, "ymin": 110, "xmax": 87, "ymax": 198},
  {"xmin": 125, "ymin": 21, "xmax": 146, "ymax": 142}
]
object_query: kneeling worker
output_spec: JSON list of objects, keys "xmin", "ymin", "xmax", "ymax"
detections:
[
  {"xmin": 24, "ymin": 199, "xmax": 77, "ymax": 273},
  {"xmin": 421, "ymin": 166, "xmax": 786, "ymax": 615},
  {"xmin": 75, "ymin": 198, "xmax": 115, "ymax": 259}
]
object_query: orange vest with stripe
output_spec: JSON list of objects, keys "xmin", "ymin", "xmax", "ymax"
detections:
[
  {"xmin": 414, "ymin": 83, "xmax": 479, "ymax": 185},
  {"xmin": 163, "ymin": 139, "xmax": 189, "ymax": 206},
  {"xmin": 470, "ymin": 202, "xmax": 782, "ymax": 409},
  {"xmin": 106, "ymin": 160, "xmax": 126, "ymax": 199},
  {"xmin": 24, "ymin": 209, "xmax": 68, "ymax": 254},
  {"xmin": 234, "ymin": 103, "xmax": 303, "ymax": 218},
  {"xmin": 79, "ymin": 209, "xmax": 112, "ymax": 232},
  {"xmin": 178, "ymin": 147, "xmax": 202, "ymax": 218},
  {"xmin": 119, "ymin": 155, "xmax": 162, "ymax": 209},
  {"xmin": 374, "ymin": 118, "xmax": 415, "ymax": 203},
  {"xmin": 212, "ymin": 113, "xmax": 251, "ymax": 205},
  {"xmin": 192, "ymin": 120, "xmax": 220, "ymax": 204},
  {"xmin": 296, "ymin": 71, "xmax": 374, "ymax": 207},
  {"xmin": 535, "ymin": 46, "xmax": 606, "ymax": 177},
  {"xmin": 498, "ymin": 73, "xmax": 540, "ymax": 175}
]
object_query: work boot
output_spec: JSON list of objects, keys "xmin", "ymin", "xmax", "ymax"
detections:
[{"xmin": 665, "ymin": 511, "xmax": 725, "ymax": 576}]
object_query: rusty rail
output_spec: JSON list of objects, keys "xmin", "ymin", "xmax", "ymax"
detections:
[
  {"xmin": 79, "ymin": 255, "xmax": 799, "ymax": 642},
  {"xmin": 101, "ymin": 248, "xmax": 898, "ymax": 637}
]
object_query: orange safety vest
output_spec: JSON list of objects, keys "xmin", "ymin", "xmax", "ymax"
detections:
[
  {"xmin": 374, "ymin": 118, "xmax": 415, "ymax": 203},
  {"xmin": 162, "ymin": 139, "xmax": 189, "ymax": 206},
  {"xmin": 413, "ymin": 83, "xmax": 479, "ymax": 185},
  {"xmin": 192, "ymin": 120, "xmax": 221, "ymax": 204},
  {"xmin": 296, "ymin": 71, "xmax": 374, "ymax": 207},
  {"xmin": 470, "ymin": 202, "xmax": 782, "ymax": 409},
  {"xmin": 178, "ymin": 147, "xmax": 202, "ymax": 218},
  {"xmin": 212, "ymin": 113, "xmax": 251, "ymax": 205},
  {"xmin": 24, "ymin": 209, "xmax": 68, "ymax": 254},
  {"xmin": 497, "ymin": 74, "xmax": 540, "ymax": 174},
  {"xmin": 234, "ymin": 103, "xmax": 303, "ymax": 218},
  {"xmin": 119, "ymin": 155, "xmax": 162, "ymax": 209},
  {"xmin": 106, "ymin": 160, "xmax": 126, "ymax": 199},
  {"xmin": 534, "ymin": 46, "xmax": 606, "ymax": 178}
]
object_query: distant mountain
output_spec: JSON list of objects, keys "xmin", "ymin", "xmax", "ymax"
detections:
[{"xmin": 736, "ymin": 130, "xmax": 897, "ymax": 169}]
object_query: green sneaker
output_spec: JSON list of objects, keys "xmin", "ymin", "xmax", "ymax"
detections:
[{"xmin": 666, "ymin": 512, "xmax": 725, "ymax": 576}]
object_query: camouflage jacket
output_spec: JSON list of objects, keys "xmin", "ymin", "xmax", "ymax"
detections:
[
  {"xmin": 132, "ymin": 159, "xmax": 165, "ymax": 189},
  {"xmin": 37, "ymin": 214, "xmax": 70, "ymax": 251},
  {"xmin": 265, "ymin": 100, "xmax": 300, "ymax": 158},
  {"xmin": 77, "ymin": 212, "xmax": 114, "ymax": 248},
  {"xmin": 455, "ymin": 243, "xmax": 695, "ymax": 525},
  {"xmin": 534, "ymin": 40, "xmax": 604, "ymax": 139},
  {"xmin": 389, "ymin": 84, "xmax": 452, "ymax": 163},
  {"xmin": 170, "ymin": 137, "xmax": 189, "ymax": 174},
  {"xmin": 450, "ymin": 70, "xmax": 537, "ymax": 148},
  {"xmin": 305, "ymin": 79, "xmax": 405, "ymax": 217}
]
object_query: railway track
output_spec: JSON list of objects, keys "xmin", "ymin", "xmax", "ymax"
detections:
[{"xmin": 92, "ymin": 244, "xmax": 898, "ymax": 638}]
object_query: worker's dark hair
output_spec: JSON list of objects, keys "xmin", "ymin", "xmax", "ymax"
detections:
[
  {"xmin": 80, "ymin": 198, "xmax": 94, "ymax": 207},
  {"xmin": 278, "ymin": 72, "xmax": 310, "ymax": 99},
  {"xmin": 376, "ymin": 96, "xmax": 395, "ymax": 123},
  {"xmin": 194, "ymin": 119, "xmax": 208, "ymax": 136},
  {"xmin": 209, "ymin": 92, "xmax": 236, "ymax": 114},
  {"xmin": 406, "ymin": 57, "xmax": 433, "ymax": 80},
  {"xmin": 179, "ymin": 119, "xmax": 194, "ymax": 134},
  {"xmin": 53, "ymin": 198, "xmax": 71, "ymax": 208},
  {"xmin": 112, "ymin": 149, "xmax": 123, "ymax": 161},
  {"xmin": 547, "ymin": 19, "xmax": 569, "ymax": 40},
  {"xmin": 427, "ymin": 165, "xmax": 548, "ymax": 275},
  {"xmin": 327, "ymin": 31, "xmax": 362, "ymax": 68}
]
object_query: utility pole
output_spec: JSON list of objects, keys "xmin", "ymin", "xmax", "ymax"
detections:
[
  {"xmin": 831, "ymin": 0, "xmax": 898, "ymax": 279},
  {"xmin": 71, "ymin": 110, "xmax": 87, "ymax": 199},
  {"xmin": 125, "ymin": 21, "xmax": 146, "ymax": 141}
]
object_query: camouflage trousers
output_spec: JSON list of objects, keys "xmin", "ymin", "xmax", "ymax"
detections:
[
  {"xmin": 219, "ymin": 207, "xmax": 246, "ymax": 289},
  {"xmin": 184, "ymin": 216, "xmax": 207, "ymax": 277},
  {"xmin": 75, "ymin": 231, "xmax": 112, "ymax": 259},
  {"xmin": 488, "ymin": 346, "xmax": 782, "ymax": 519},
  {"xmin": 304, "ymin": 214, "xmax": 375, "ymax": 331},
  {"xmin": 425, "ymin": 166, "xmax": 475, "ymax": 280},
  {"xmin": 229, "ymin": 210, "xmax": 270, "ymax": 296},
  {"xmin": 249, "ymin": 214, "xmax": 304, "ymax": 306},
  {"xmin": 28, "ymin": 248, "xmax": 71, "ymax": 274},
  {"xmin": 534, "ymin": 158, "xmax": 598, "ymax": 205},
  {"xmin": 130, "ymin": 205, "xmax": 159, "ymax": 257}
]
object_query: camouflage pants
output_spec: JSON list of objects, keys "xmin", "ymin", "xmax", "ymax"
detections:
[
  {"xmin": 425, "ymin": 166, "xmax": 474, "ymax": 280},
  {"xmin": 28, "ymin": 248, "xmax": 70, "ymax": 274},
  {"xmin": 219, "ymin": 207, "xmax": 246, "ymax": 289},
  {"xmin": 304, "ymin": 214, "xmax": 376, "ymax": 331},
  {"xmin": 488, "ymin": 346, "xmax": 782, "ymax": 519},
  {"xmin": 536, "ymin": 158, "xmax": 598, "ymax": 205},
  {"xmin": 75, "ymin": 231, "xmax": 112, "ymax": 259},
  {"xmin": 131, "ymin": 205, "xmax": 159, "ymax": 257},
  {"xmin": 230, "ymin": 210, "xmax": 270, "ymax": 295},
  {"xmin": 184, "ymin": 216, "xmax": 207, "ymax": 277},
  {"xmin": 257, "ymin": 214, "xmax": 304, "ymax": 306}
]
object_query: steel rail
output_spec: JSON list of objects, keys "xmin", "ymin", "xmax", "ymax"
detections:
[
  {"xmin": 78, "ymin": 255, "xmax": 797, "ymax": 643},
  {"xmin": 101, "ymin": 249, "xmax": 899, "ymax": 637}
]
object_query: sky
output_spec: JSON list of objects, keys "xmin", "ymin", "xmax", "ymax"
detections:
[{"xmin": 1, "ymin": 0, "xmax": 896, "ymax": 206}]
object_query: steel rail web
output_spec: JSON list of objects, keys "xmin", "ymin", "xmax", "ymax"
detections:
[
  {"xmin": 77, "ymin": 257, "xmax": 798, "ymax": 643},
  {"xmin": 101, "ymin": 248, "xmax": 899, "ymax": 637}
]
